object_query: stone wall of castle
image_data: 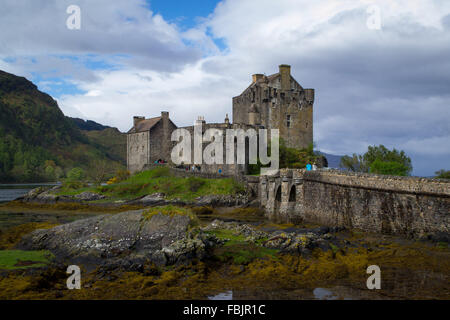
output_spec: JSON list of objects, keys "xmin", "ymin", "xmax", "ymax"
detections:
[
  {"xmin": 260, "ymin": 169, "xmax": 450, "ymax": 238},
  {"xmin": 127, "ymin": 113, "xmax": 177, "ymax": 173},
  {"xmin": 127, "ymin": 131, "xmax": 150, "ymax": 173},
  {"xmin": 178, "ymin": 121, "xmax": 253, "ymax": 176},
  {"xmin": 232, "ymin": 65, "xmax": 314, "ymax": 150}
]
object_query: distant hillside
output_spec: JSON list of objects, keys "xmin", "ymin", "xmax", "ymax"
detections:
[
  {"xmin": 0, "ymin": 70, "xmax": 124, "ymax": 182},
  {"xmin": 317, "ymin": 152, "xmax": 343, "ymax": 169},
  {"xmin": 82, "ymin": 128, "xmax": 127, "ymax": 164},
  {"xmin": 68, "ymin": 117, "xmax": 111, "ymax": 131}
]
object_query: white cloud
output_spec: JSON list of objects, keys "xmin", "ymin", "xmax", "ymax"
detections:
[{"xmin": 1, "ymin": 0, "xmax": 450, "ymax": 176}]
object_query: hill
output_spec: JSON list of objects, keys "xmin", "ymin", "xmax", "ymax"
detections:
[
  {"xmin": 81, "ymin": 127, "xmax": 127, "ymax": 164},
  {"xmin": 317, "ymin": 152, "xmax": 343, "ymax": 169},
  {"xmin": 0, "ymin": 70, "xmax": 124, "ymax": 182},
  {"xmin": 68, "ymin": 117, "xmax": 111, "ymax": 131}
]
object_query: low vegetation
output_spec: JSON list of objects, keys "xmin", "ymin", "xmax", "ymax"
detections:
[
  {"xmin": 0, "ymin": 222, "xmax": 58, "ymax": 249},
  {"xmin": 1, "ymin": 234, "xmax": 447, "ymax": 299},
  {"xmin": 142, "ymin": 205, "xmax": 200, "ymax": 227},
  {"xmin": 57, "ymin": 167, "xmax": 245, "ymax": 201},
  {"xmin": 0, "ymin": 250, "xmax": 54, "ymax": 270},
  {"xmin": 205, "ymin": 228, "xmax": 276, "ymax": 265}
]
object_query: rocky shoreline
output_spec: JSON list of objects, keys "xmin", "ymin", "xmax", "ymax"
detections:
[
  {"xmin": 16, "ymin": 206, "xmax": 343, "ymax": 271},
  {"xmin": 17, "ymin": 186, "xmax": 253, "ymax": 208}
]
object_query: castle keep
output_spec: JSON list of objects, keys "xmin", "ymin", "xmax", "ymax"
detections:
[
  {"xmin": 233, "ymin": 64, "xmax": 314, "ymax": 149},
  {"xmin": 127, "ymin": 65, "xmax": 315, "ymax": 173}
]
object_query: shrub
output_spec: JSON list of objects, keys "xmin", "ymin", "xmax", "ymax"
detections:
[
  {"xmin": 67, "ymin": 167, "xmax": 84, "ymax": 181},
  {"xmin": 106, "ymin": 177, "xmax": 118, "ymax": 185},
  {"xmin": 115, "ymin": 169, "xmax": 130, "ymax": 182}
]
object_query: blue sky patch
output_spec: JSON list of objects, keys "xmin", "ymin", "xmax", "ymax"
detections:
[{"xmin": 146, "ymin": 0, "xmax": 221, "ymax": 30}]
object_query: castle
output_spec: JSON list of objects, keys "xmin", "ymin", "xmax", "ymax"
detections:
[{"xmin": 127, "ymin": 64, "xmax": 315, "ymax": 174}]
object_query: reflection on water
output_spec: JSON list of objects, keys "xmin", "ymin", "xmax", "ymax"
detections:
[
  {"xmin": 313, "ymin": 288, "xmax": 338, "ymax": 300},
  {"xmin": 208, "ymin": 290, "xmax": 233, "ymax": 300}
]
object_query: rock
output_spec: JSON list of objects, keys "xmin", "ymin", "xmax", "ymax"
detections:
[
  {"xmin": 21, "ymin": 187, "xmax": 47, "ymax": 201},
  {"xmin": 130, "ymin": 193, "xmax": 249, "ymax": 207},
  {"xmin": 204, "ymin": 219, "xmax": 336, "ymax": 255},
  {"xmin": 203, "ymin": 219, "xmax": 267, "ymax": 242},
  {"xmin": 153, "ymin": 238, "xmax": 206, "ymax": 265},
  {"xmin": 17, "ymin": 209, "xmax": 201, "ymax": 268},
  {"xmin": 35, "ymin": 191, "xmax": 58, "ymax": 203},
  {"xmin": 195, "ymin": 194, "xmax": 249, "ymax": 207},
  {"xmin": 263, "ymin": 231, "xmax": 326, "ymax": 254},
  {"xmin": 74, "ymin": 192, "xmax": 106, "ymax": 201},
  {"xmin": 138, "ymin": 193, "xmax": 166, "ymax": 205},
  {"xmin": 21, "ymin": 187, "xmax": 59, "ymax": 203}
]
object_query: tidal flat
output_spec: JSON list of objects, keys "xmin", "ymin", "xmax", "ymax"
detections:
[{"xmin": 0, "ymin": 202, "xmax": 448, "ymax": 300}]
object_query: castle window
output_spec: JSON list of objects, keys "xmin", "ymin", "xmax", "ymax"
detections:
[{"xmin": 287, "ymin": 115, "xmax": 291, "ymax": 128}]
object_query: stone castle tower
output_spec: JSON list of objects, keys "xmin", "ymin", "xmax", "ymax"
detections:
[
  {"xmin": 127, "ymin": 64, "xmax": 315, "ymax": 173},
  {"xmin": 232, "ymin": 64, "xmax": 314, "ymax": 149}
]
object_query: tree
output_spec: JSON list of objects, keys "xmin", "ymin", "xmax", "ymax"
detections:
[
  {"xmin": 247, "ymin": 140, "xmax": 322, "ymax": 174},
  {"xmin": 370, "ymin": 159, "xmax": 410, "ymax": 176},
  {"xmin": 435, "ymin": 169, "xmax": 450, "ymax": 179},
  {"xmin": 339, "ymin": 154, "xmax": 364, "ymax": 172},
  {"xmin": 64, "ymin": 167, "xmax": 86, "ymax": 189},
  {"xmin": 91, "ymin": 160, "xmax": 108, "ymax": 185},
  {"xmin": 340, "ymin": 145, "xmax": 412, "ymax": 176}
]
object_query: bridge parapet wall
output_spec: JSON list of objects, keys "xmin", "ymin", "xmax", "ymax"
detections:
[{"xmin": 260, "ymin": 169, "xmax": 450, "ymax": 238}]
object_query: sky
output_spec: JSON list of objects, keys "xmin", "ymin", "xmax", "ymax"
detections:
[{"xmin": 0, "ymin": 0, "xmax": 449, "ymax": 176}]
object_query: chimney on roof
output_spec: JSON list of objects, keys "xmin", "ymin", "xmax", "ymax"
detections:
[
  {"xmin": 279, "ymin": 64, "xmax": 291, "ymax": 91},
  {"xmin": 252, "ymin": 74, "xmax": 264, "ymax": 83},
  {"xmin": 161, "ymin": 111, "xmax": 169, "ymax": 119},
  {"xmin": 195, "ymin": 116, "xmax": 206, "ymax": 126},
  {"xmin": 133, "ymin": 116, "xmax": 145, "ymax": 128}
]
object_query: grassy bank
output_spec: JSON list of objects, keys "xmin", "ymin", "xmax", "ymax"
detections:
[
  {"xmin": 0, "ymin": 250, "xmax": 54, "ymax": 270},
  {"xmin": 56, "ymin": 167, "xmax": 245, "ymax": 201}
]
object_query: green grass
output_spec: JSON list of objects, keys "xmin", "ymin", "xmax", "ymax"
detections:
[
  {"xmin": 0, "ymin": 250, "xmax": 54, "ymax": 270},
  {"xmin": 206, "ymin": 229, "xmax": 247, "ymax": 246},
  {"xmin": 206, "ymin": 228, "xmax": 278, "ymax": 264},
  {"xmin": 215, "ymin": 243, "xmax": 279, "ymax": 265},
  {"xmin": 56, "ymin": 167, "xmax": 245, "ymax": 201},
  {"xmin": 142, "ymin": 205, "xmax": 200, "ymax": 227}
]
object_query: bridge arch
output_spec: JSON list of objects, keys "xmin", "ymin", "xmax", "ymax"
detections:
[
  {"xmin": 274, "ymin": 185, "xmax": 282, "ymax": 214},
  {"xmin": 289, "ymin": 185, "xmax": 296, "ymax": 202}
]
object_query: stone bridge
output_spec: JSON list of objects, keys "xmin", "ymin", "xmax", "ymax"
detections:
[
  {"xmin": 258, "ymin": 169, "xmax": 450, "ymax": 238},
  {"xmin": 259, "ymin": 169, "xmax": 306, "ymax": 223}
]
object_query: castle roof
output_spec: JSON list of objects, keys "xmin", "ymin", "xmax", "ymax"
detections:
[
  {"xmin": 127, "ymin": 116, "xmax": 161, "ymax": 133},
  {"xmin": 235, "ymin": 71, "xmax": 303, "ymax": 98}
]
